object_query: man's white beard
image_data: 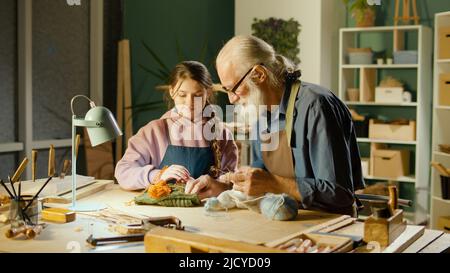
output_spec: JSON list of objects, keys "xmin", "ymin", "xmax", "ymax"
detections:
[{"xmin": 235, "ymin": 83, "xmax": 263, "ymax": 133}]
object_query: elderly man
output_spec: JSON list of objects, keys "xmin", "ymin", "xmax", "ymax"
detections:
[{"xmin": 214, "ymin": 35, "xmax": 365, "ymax": 216}]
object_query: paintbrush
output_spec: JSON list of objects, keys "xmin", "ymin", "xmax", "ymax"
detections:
[
  {"xmin": 48, "ymin": 145, "xmax": 55, "ymax": 177},
  {"xmin": 22, "ymin": 176, "xmax": 53, "ymax": 212},
  {"xmin": 32, "ymin": 150, "xmax": 37, "ymax": 182},
  {"xmin": 8, "ymin": 176, "xmax": 17, "ymax": 198}
]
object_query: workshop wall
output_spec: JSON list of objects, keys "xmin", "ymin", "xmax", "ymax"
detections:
[{"xmin": 122, "ymin": 0, "xmax": 235, "ymax": 133}]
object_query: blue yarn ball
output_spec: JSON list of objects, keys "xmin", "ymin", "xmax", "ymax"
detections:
[
  {"xmin": 259, "ymin": 194, "xmax": 299, "ymax": 221},
  {"xmin": 204, "ymin": 197, "xmax": 222, "ymax": 211}
]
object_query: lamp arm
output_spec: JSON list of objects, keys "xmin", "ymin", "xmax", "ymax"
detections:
[{"xmin": 71, "ymin": 95, "xmax": 96, "ymax": 116}]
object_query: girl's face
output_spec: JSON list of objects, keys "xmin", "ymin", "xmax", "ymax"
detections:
[{"xmin": 170, "ymin": 77, "xmax": 208, "ymax": 121}]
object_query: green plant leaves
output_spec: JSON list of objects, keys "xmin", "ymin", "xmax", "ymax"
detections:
[{"xmin": 251, "ymin": 17, "xmax": 302, "ymax": 65}]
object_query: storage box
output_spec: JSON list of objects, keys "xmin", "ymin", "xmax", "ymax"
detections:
[
  {"xmin": 439, "ymin": 73, "xmax": 450, "ymax": 106},
  {"xmin": 348, "ymin": 52, "xmax": 373, "ymax": 65},
  {"xmin": 437, "ymin": 216, "xmax": 450, "ymax": 233},
  {"xmin": 375, "ymin": 87, "xmax": 404, "ymax": 103},
  {"xmin": 271, "ymin": 233, "xmax": 353, "ymax": 253},
  {"xmin": 372, "ymin": 149, "xmax": 410, "ymax": 178},
  {"xmin": 393, "ymin": 50, "xmax": 418, "ymax": 64},
  {"xmin": 438, "ymin": 27, "xmax": 450, "ymax": 60},
  {"xmin": 361, "ymin": 158, "xmax": 370, "ymax": 177},
  {"xmin": 369, "ymin": 119, "xmax": 416, "ymax": 141}
]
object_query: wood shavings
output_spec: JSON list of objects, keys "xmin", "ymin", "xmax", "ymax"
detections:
[
  {"xmin": 0, "ymin": 214, "xmax": 8, "ymax": 223},
  {"xmin": 77, "ymin": 206, "xmax": 145, "ymax": 226},
  {"xmin": 74, "ymin": 226, "xmax": 84, "ymax": 232}
]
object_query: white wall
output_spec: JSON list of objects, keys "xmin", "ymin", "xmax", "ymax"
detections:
[{"xmin": 235, "ymin": 0, "xmax": 346, "ymax": 91}]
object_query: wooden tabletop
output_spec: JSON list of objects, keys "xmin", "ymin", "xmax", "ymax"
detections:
[{"xmin": 0, "ymin": 181, "xmax": 448, "ymax": 253}]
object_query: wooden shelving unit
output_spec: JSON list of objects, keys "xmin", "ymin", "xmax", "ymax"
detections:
[
  {"xmin": 339, "ymin": 25, "xmax": 432, "ymax": 224},
  {"xmin": 430, "ymin": 11, "xmax": 450, "ymax": 229}
]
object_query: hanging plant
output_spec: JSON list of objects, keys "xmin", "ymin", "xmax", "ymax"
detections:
[{"xmin": 251, "ymin": 17, "xmax": 301, "ymax": 65}]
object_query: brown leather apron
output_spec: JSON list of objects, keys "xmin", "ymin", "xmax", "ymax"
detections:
[{"xmin": 261, "ymin": 81, "xmax": 358, "ymax": 217}]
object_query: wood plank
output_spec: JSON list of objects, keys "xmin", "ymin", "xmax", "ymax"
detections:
[
  {"xmin": 115, "ymin": 40, "xmax": 124, "ymax": 163},
  {"xmin": 382, "ymin": 225, "xmax": 425, "ymax": 253},
  {"xmin": 264, "ymin": 215, "xmax": 350, "ymax": 248},
  {"xmin": 122, "ymin": 40, "xmax": 133, "ymax": 149},
  {"xmin": 59, "ymin": 180, "xmax": 114, "ymax": 202},
  {"xmin": 403, "ymin": 229, "xmax": 444, "ymax": 253},
  {"xmin": 420, "ymin": 233, "xmax": 450, "ymax": 253}
]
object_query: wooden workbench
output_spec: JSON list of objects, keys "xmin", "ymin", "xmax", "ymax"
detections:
[{"xmin": 0, "ymin": 181, "xmax": 448, "ymax": 253}]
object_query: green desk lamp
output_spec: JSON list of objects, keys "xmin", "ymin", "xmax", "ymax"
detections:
[{"xmin": 70, "ymin": 95, "xmax": 122, "ymax": 211}]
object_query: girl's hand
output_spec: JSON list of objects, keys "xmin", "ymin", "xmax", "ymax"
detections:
[{"xmin": 159, "ymin": 165, "xmax": 190, "ymax": 182}]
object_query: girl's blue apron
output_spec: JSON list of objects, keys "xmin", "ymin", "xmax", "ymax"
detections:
[{"xmin": 158, "ymin": 120, "xmax": 215, "ymax": 180}]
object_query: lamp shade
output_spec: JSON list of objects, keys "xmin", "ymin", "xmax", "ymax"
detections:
[{"xmin": 84, "ymin": 106, "xmax": 123, "ymax": 147}]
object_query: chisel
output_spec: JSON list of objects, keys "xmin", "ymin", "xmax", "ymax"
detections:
[
  {"xmin": 60, "ymin": 160, "xmax": 71, "ymax": 179},
  {"xmin": 48, "ymin": 145, "xmax": 55, "ymax": 177},
  {"xmin": 11, "ymin": 158, "xmax": 29, "ymax": 183},
  {"xmin": 31, "ymin": 150, "xmax": 37, "ymax": 182}
]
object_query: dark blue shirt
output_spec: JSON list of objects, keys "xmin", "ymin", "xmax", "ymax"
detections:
[{"xmin": 251, "ymin": 81, "xmax": 365, "ymax": 213}]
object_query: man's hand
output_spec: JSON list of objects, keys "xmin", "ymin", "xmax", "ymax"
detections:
[
  {"xmin": 185, "ymin": 175, "xmax": 231, "ymax": 200},
  {"xmin": 220, "ymin": 167, "xmax": 301, "ymax": 200}
]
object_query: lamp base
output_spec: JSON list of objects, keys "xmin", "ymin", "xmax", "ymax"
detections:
[{"xmin": 69, "ymin": 203, "xmax": 107, "ymax": 212}]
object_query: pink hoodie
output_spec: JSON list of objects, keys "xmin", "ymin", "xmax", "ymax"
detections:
[{"xmin": 115, "ymin": 109, "xmax": 239, "ymax": 190}]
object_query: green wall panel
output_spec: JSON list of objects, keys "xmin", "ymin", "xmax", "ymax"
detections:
[{"xmin": 123, "ymin": 0, "xmax": 234, "ymax": 132}]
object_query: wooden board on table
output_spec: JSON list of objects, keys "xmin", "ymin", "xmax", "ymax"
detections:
[
  {"xmin": 403, "ymin": 229, "xmax": 444, "ymax": 253},
  {"xmin": 332, "ymin": 221, "xmax": 426, "ymax": 253},
  {"xmin": 77, "ymin": 185, "xmax": 348, "ymax": 246},
  {"xmin": 59, "ymin": 180, "xmax": 114, "ymax": 202},
  {"xmin": 419, "ymin": 233, "xmax": 450, "ymax": 253},
  {"xmin": 382, "ymin": 225, "xmax": 425, "ymax": 253}
]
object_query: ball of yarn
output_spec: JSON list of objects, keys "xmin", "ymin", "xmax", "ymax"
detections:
[
  {"xmin": 204, "ymin": 197, "xmax": 222, "ymax": 211},
  {"xmin": 259, "ymin": 194, "xmax": 298, "ymax": 221}
]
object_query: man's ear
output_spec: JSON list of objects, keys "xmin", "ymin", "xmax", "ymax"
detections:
[{"xmin": 251, "ymin": 65, "xmax": 267, "ymax": 84}]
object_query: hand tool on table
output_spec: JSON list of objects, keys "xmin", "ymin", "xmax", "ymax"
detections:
[
  {"xmin": 363, "ymin": 186, "xmax": 406, "ymax": 247},
  {"xmin": 86, "ymin": 216, "xmax": 184, "ymax": 247},
  {"xmin": 48, "ymin": 145, "xmax": 55, "ymax": 177},
  {"xmin": 355, "ymin": 193, "xmax": 412, "ymax": 208},
  {"xmin": 11, "ymin": 157, "xmax": 29, "ymax": 184},
  {"xmin": 32, "ymin": 150, "xmax": 37, "ymax": 182},
  {"xmin": 60, "ymin": 159, "xmax": 71, "ymax": 179}
]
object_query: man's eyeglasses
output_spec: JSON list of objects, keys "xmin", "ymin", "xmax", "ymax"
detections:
[{"xmin": 222, "ymin": 63, "xmax": 264, "ymax": 96}]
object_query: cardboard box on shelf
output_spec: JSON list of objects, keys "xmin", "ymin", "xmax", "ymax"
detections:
[
  {"xmin": 368, "ymin": 119, "xmax": 416, "ymax": 141},
  {"xmin": 439, "ymin": 73, "xmax": 450, "ymax": 106},
  {"xmin": 372, "ymin": 149, "xmax": 410, "ymax": 178},
  {"xmin": 375, "ymin": 87, "xmax": 404, "ymax": 103},
  {"xmin": 438, "ymin": 27, "xmax": 450, "ymax": 60}
]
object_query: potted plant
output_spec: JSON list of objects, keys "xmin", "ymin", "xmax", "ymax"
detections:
[{"xmin": 343, "ymin": 0, "xmax": 376, "ymax": 27}]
